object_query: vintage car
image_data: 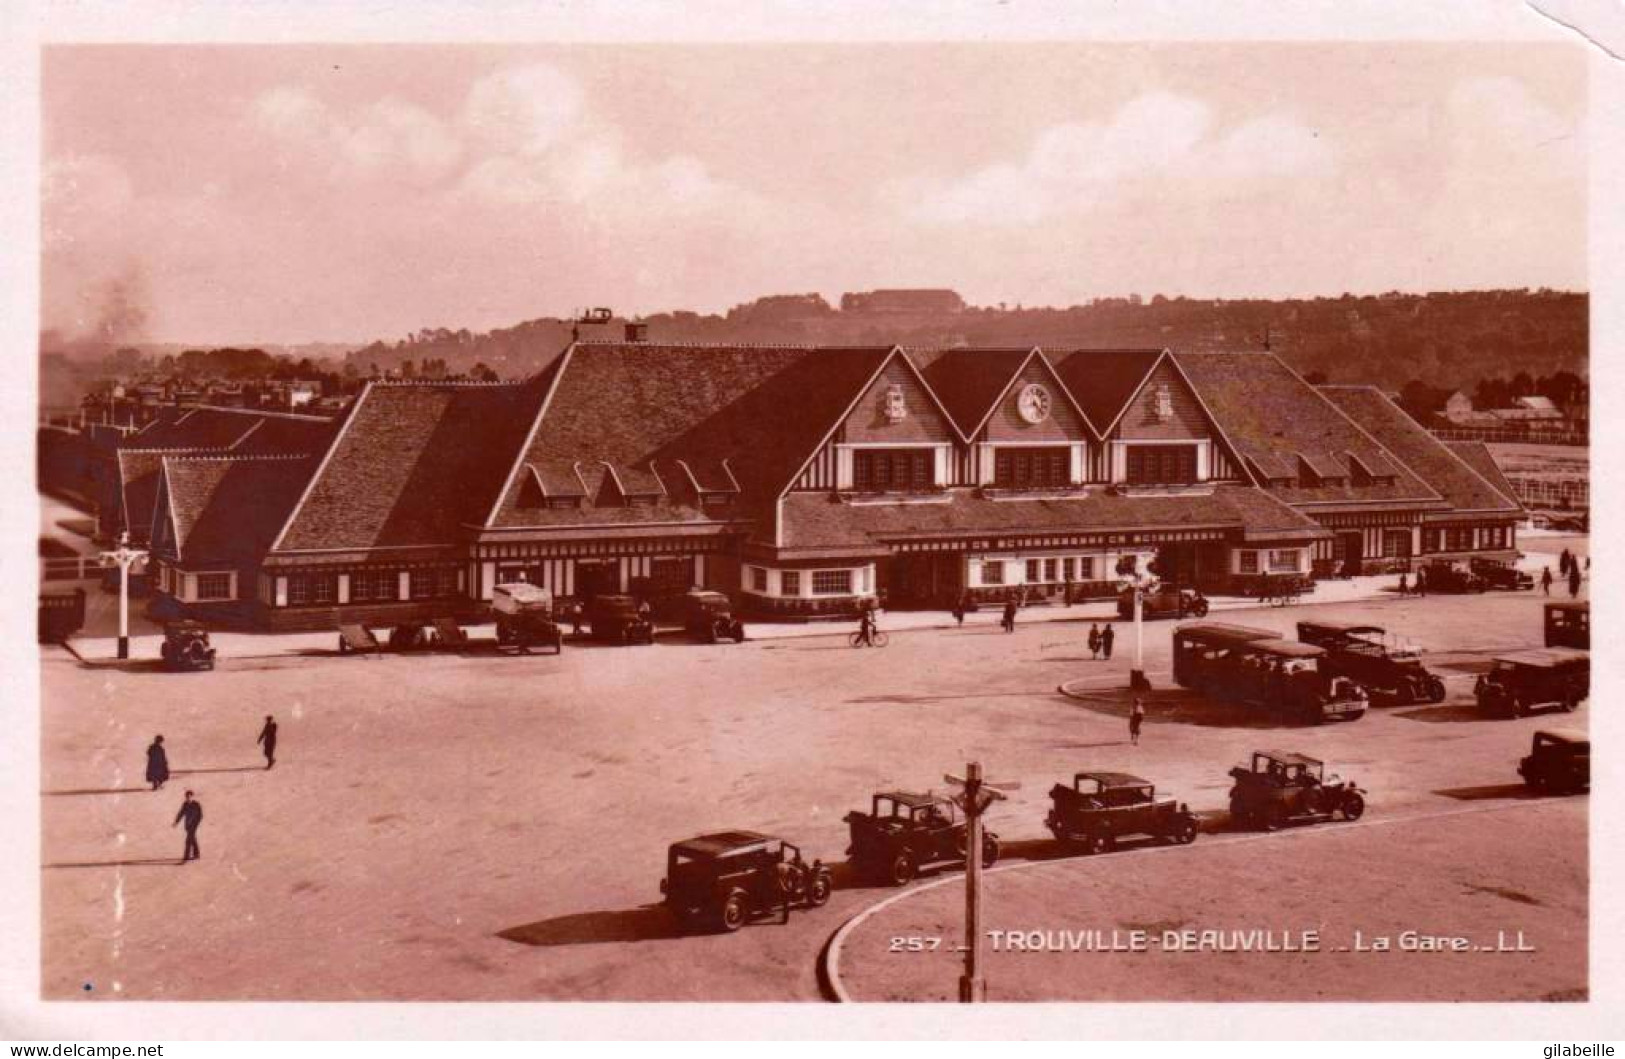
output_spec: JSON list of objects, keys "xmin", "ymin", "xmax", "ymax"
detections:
[
  {"xmin": 159, "ymin": 620, "xmax": 216, "ymax": 672},
  {"xmin": 1473, "ymin": 648, "xmax": 1589, "ymax": 716},
  {"xmin": 1518, "ymin": 729, "xmax": 1590, "ymax": 794},
  {"xmin": 1118, "ymin": 583, "xmax": 1209, "ymax": 621},
  {"xmin": 1545, "ymin": 600, "xmax": 1589, "ymax": 649},
  {"xmin": 679, "ymin": 589, "xmax": 746, "ymax": 643},
  {"xmin": 38, "ymin": 588, "xmax": 86, "ymax": 644},
  {"xmin": 659, "ymin": 831, "xmax": 831, "ymax": 933},
  {"xmin": 1295, "ymin": 621, "xmax": 1445, "ymax": 705},
  {"xmin": 1045, "ymin": 772, "xmax": 1198, "ymax": 854},
  {"xmin": 1227, "ymin": 750, "xmax": 1365, "ymax": 830},
  {"xmin": 587, "ymin": 593, "xmax": 656, "ymax": 645},
  {"xmin": 1172, "ymin": 623, "xmax": 1368, "ymax": 723},
  {"xmin": 1418, "ymin": 560, "xmax": 1487, "ymax": 594},
  {"xmin": 492, "ymin": 581, "xmax": 563, "ymax": 654},
  {"xmin": 844, "ymin": 790, "xmax": 1000, "ymax": 886},
  {"xmin": 1469, "ymin": 557, "xmax": 1535, "ymax": 591}
]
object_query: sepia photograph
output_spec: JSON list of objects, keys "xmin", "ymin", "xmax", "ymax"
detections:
[{"xmin": 8, "ymin": 0, "xmax": 1625, "ymax": 1043}]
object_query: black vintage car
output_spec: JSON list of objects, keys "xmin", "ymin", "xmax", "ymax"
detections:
[
  {"xmin": 1470, "ymin": 557, "xmax": 1535, "ymax": 591},
  {"xmin": 844, "ymin": 791, "xmax": 999, "ymax": 886},
  {"xmin": 1172, "ymin": 623, "xmax": 1368, "ymax": 724},
  {"xmin": 1545, "ymin": 600, "xmax": 1589, "ymax": 649},
  {"xmin": 1045, "ymin": 772, "xmax": 1198, "ymax": 854},
  {"xmin": 1118, "ymin": 584, "xmax": 1209, "ymax": 621},
  {"xmin": 1227, "ymin": 750, "xmax": 1365, "ymax": 831},
  {"xmin": 1418, "ymin": 560, "xmax": 1487, "ymax": 594},
  {"xmin": 1295, "ymin": 621, "xmax": 1445, "ymax": 705},
  {"xmin": 659, "ymin": 831, "xmax": 831, "ymax": 933},
  {"xmin": 679, "ymin": 590, "xmax": 746, "ymax": 643},
  {"xmin": 1474, "ymin": 648, "xmax": 1589, "ymax": 716},
  {"xmin": 1518, "ymin": 729, "xmax": 1589, "ymax": 794},
  {"xmin": 587, "ymin": 593, "xmax": 655, "ymax": 645},
  {"xmin": 160, "ymin": 620, "xmax": 216, "ymax": 672}
]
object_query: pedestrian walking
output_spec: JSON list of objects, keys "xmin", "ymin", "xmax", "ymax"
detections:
[
  {"xmin": 1541, "ymin": 566, "xmax": 1553, "ymax": 596},
  {"xmin": 174, "ymin": 790, "xmax": 203, "ymax": 863},
  {"xmin": 1088, "ymin": 623, "xmax": 1102, "ymax": 660},
  {"xmin": 1397, "ymin": 573, "xmax": 1409, "ymax": 597},
  {"xmin": 569, "ymin": 601, "xmax": 584, "ymax": 636},
  {"xmin": 256, "ymin": 715, "xmax": 278, "ymax": 769},
  {"xmin": 1001, "ymin": 598, "xmax": 1017, "ymax": 633},
  {"xmin": 1559, "ymin": 549, "xmax": 1572, "ymax": 577},
  {"xmin": 145, "ymin": 735, "xmax": 169, "ymax": 791},
  {"xmin": 951, "ymin": 598, "xmax": 965, "ymax": 627},
  {"xmin": 1101, "ymin": 623, "xmax": 1116, "ymax": 660},
  {"xmin": 1129, "ymin": 696, "xmax": 1146, "ymax": 746},
  {"xmin": 1415, "ymin": 567, "xmax": 1428, "ymax": 597},
  {"xmin": 1568, "ymin": 565, "xmax": 1582, "ymax": 599}
]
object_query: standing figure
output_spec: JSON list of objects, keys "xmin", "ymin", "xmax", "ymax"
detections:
[
  {"xmin": 1088, "ymin": 623, "xmax": 1102, "ymax": 660},
  {"xmin": 1559, "ymin": 549, "xmax": 1571, "ymax": 577},
  {"xmin": 857, "ymin": 607, "xmax": 877, "ymax": 647},
  {"xmin": 1568, "ymin": 564, "xmax": 1582, "ymax": 599},
  {"xmin": 569, "ymin": 602, "xmax": 585, "ymax": 637},
  {"xmin": 174, "ymin": 790, "xmax": 203, "ymax": 862},
  {"xmin": 1101, "ymin": 623, "xmax": 1116, "ymax": 660},
  {"xmin": 1129, "ymin": 696, "xmax": 1146, "ymax": 746},
  {"xmin": 257, "ymin": 715, "xmax": 278, "ymax": 770},
  {"xmin": 145, "ymin": 735, "xmax": 169, "ymax": 791},
  {"xmin": 951, "ymin": 599, "xmax": 965, "ymax": 627},
  {"xmin": 1415, "ymin": 567, "xmax": 1428, "ymax": 597},
  {"xmin": 1541, "ymin": 566, "xmax": 1554, "ymax": 596},
  {"xmin": 1397, "ymin": 573, "xmax": 1409, "ymax": 598},
  {"xmin": 1001, "ymin": 599, "xmax": 1017, "ymax": 634}
]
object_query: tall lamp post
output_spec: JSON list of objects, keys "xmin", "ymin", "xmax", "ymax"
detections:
[
  {"xmin": 945, "ymin": 761, "xmax": 1019, "ymax": 1003},
  {"xmin": 1116, "ymin": 553, "xmax": 1159, "ymax": 691},
  {"xmin": 99, "ymin": 532, "xmax": 148, "ymax": 660}
]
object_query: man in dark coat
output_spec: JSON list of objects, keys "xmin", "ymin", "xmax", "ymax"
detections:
[
  {"xmin": 1541, "ymin": 566, "xmax": 1554, "ymax": 596},
  {"xmin": 1101, "ymin": 623, "xmax": 1116, "ymax": 660},
  {"xmin": 1129, "ymin": 696, "xmax": 1146, "ymax": 746},
  {"xmin": 1001, "ymin": 599, "xmax": 1017, "ymax": 633},
  {"xmin": 1568, "ymin": 565, "xmax": 1582, "ymax": 599},
  {"xmin": 1088, "ymin": 623, "xmax": 1102, "ymax": 660},
  {"xmin": 145, "ymin": 736, "xmax": 169, "ymax": 791},
  {"xmin": 174, "ymin": 790, "xmax": 203, "ymax": 862},
  {"xmin": 257, "ymin": 715, "xmax": 278, "ymax": 769}
]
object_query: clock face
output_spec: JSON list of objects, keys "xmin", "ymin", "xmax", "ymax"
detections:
[{"xmin": 1017, "ymin": 383, "xmax": 1051, "ymax": 424}]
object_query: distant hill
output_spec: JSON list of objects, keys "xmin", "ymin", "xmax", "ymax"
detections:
[{"xmin": 339, "ymin": 289, "xmax": 1587, "ymax": 394}]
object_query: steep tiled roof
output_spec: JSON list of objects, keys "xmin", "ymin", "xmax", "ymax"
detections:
[
  {"xmin": 1446, "ymin": 441, "xmax": 1523, "ymax": 510},
  {"xmin": 779, "ymin": 484, "xmax": 1325, "ymax": 552},
  {"xmin": 273, "ymin": 381, "xmax": 545, "ymax": 553},
  {"xmin": 1046, "ymin": 349, "xmax": 1165, "ymax": 435},
  {"xmin": 1174, "ymin": 353, "xmax": 1440, "ymax": 508},
  {"xmin": 485, "ymin": 343, "xmax": 895, "ymax": 530},
  {"xmin": 127, "ymin": 408, "xmax": 262, "ymax": 450},
  {"xmin": 1318, "ymin": 386, "xmax": 1521, "ymax": 514},
  {"xmin": 116, "ymin": 449, "xmax": 169, "ymax": 543},
  {"xmin": 162, "ymin": 455, "xmax": 314, "ymax": 564},
  {"xmin": 906, "ymin": 347, "xmax": 1035, "ymax": 437}
]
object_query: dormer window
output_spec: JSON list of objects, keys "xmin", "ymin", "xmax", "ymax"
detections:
[
  {"xmin": 994, "ymin": 447, "xmax": 1069, "ymax": 488},
  {"xmin": 1125, "ymin": 445, "xmax": 1196, "ymax": 485},
  {"xmin": 854, "ymin": 449, "xmax": 933, "ymax": 492}
]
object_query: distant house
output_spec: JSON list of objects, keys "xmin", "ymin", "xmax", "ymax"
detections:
[{"xmin": 840, "ymin": 289, "xmax": 966, "ymax": 314}]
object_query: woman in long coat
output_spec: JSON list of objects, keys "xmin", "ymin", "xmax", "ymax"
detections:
[{"xmin": 146, "ymin": 735, "xmax": 169, "ymax": 791}]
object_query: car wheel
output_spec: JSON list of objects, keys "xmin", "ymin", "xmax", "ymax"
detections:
[
  {"xmin": 1341, "ymin": 793, "xmax": 1366, "ymax": 821},
  {"xmin": 1562, "ymin": 692, "xmax": 1580, "ymax": 712},
  {"xmin": 1526, "ymin": 773, "xmax": 1548, "ymax": 793},
  {"xmin": 718, "ymin": 891, "xmax": 749, "ymax": 933},
  {"xmin": 1085, "ymin": 832, "xmax": 1113, "ymax": 856},
  {"xmin": 981, "ymin": 834, "xmax": 1001, "ymax": 867},
  {"xmin": 1263, "ymin": 804, "xmax": 1289, "ymax": 832},
  {"xmin": 1174, "ymin": 817, "xmax": 1199, "ymax": 844},
  {"xmin": 1194, "ymin": 601, "xmax": 1209, "ymax": 618},
  {"xmin": 888, "ymin": 852, "xmax": 916, "ymax": 886},
  {"xmin": 1427, "ymin": 677, "xmax": 1446, "ymax": 704},
  {"xmin": 807, "ymin": 873, "xmax": 832, "ymax": 907}
]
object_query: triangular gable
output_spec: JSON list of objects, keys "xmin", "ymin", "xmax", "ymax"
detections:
[
  {"xmin": 834, "ymin": 347, "xmax": 965, "ymax": 446},
  {"xmin": 908, "ymin": 347, "xmax": 1036, "ymax": 438},
  {"xmin": 976, "ymin": 349, "xmax": 1093, "ymax": 442},
  {"xmin": 1045, "ymin": 348, "xmax": 1165, "ymax": 437}
]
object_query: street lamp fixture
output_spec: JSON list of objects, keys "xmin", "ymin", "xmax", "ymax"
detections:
[{"xmin": 99, "ymin": 532, "xmax": 149, "ymax": 660}]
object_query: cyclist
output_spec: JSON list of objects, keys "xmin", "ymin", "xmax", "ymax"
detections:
[{"xmin": 856, "ymin": 607, "xmax": 878, "ymax": 647}]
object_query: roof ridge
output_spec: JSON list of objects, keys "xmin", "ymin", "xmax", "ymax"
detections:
[
  {"xmin": 161, "ymin": 452, "xmax": 314, "ymax": 464},
  {"xmin": 573, "ymin": 340, "xmax": 893, "ymax": 351},
  {"xmin": 178, "ymin": 403, "xmax": 333, "ymax": 421},
  {"xmin": 370, "ymin": 379, "xmax": 519, "ymax": 388}
]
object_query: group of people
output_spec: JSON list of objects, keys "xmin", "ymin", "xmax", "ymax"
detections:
[
  {"xmin": 1087, "ymin": 622, "xmax": 1117, "ymax": 660},
  {"xmin": 142, "ymin": 715, "xmax": 280, "ymax": 864},
  {"xmin": 1543, "ymin": 548, "xmax": 1588, "ymax": 598},
  {"xmin": 1396, "ymin": 568, "xmax": 1428, "ymax": 597}
]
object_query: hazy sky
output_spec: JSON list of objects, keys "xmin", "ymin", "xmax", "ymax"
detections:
[{"xmin": 42, "ymin": 42, "xmax": 1586, "ymax": 344}]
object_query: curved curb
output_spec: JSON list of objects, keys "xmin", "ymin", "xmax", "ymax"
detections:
[{"xmin": 818, "ymin": 796, "xmax": 1568, "ymax": 1002}]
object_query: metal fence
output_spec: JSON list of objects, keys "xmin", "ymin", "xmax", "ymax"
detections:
[
  {"xmin": 1430, "ymin": 427, "xmax": 1588, "ymax": 447},
  {"xmin": 1505, "ymin": 476, "xmax": 1588, "ymax": 510},
  {"xmin": 42, "ymin": 556, "xmax": 103, "ymax": 583}
]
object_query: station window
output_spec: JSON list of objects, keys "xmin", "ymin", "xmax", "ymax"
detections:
[
  {"xmin": 812, "ymin": 569, "xmax": 853, "ymax": 595},
  {"xmin": 410, "ymin": 567, "xmax": 460, "ymax": 599},
  {"xmin": 994, "ymin": 447, "xmax": 1070, "ymax": 488},
  {"xmin": 287, "ymin": 572, "xmax": 338, "ymax": 606},
  {"xmin": 750, "ymin": 566, "xmax": 769, "ymax": 593},
  {"xmin": 1238, "ymin": 551, "xmax": 1259, "ymax": 574},
  {"xmin": 780, "ymin": 570, "xmax": 801, "ymax": 596},
  {"xmin": 350, "ymin": 569, "xmax": 399, "ymax": 603},
  {"xmin": 853, "ymin": 449, "xmax": 934, "ymax": 491},
  {"xmin": 1267, "ymin": 549, "xmax": 1301, "ymax": 573},
  {"xmin": 981, "ymin": 560, "xmax": 1006, "ymax": 586},
  {"xmin": 1125, "ymin": 445, "xmax": 1197, "ymax": 485},
  {"xmin": 1026, "ymin": 559, "xmax": 1042, "ymax": 583},
  {"xmin": 195, "ymin": 572, "xmax": 233, "ymax": 601}
]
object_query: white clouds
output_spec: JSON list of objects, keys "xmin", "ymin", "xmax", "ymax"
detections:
[
  {"xmin": 254, "ymin": 86, "xmax": 462, "ymax": 186},
  {"xmin": 899, "ymin": 91, "xmax": 1335, "ymax": 226},
  {"xmin": 461, "ymin": 64, "xmax": 584, "ymax": 157}
]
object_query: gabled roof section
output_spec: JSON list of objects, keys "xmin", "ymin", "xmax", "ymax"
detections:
[
  {"xmin": 485, "ymin": 342, "xmax": 895, "ymax": 529},
  {"xmin": 905, "ymin": 347, "xmax": 1037, "ymax": 437},
  {"xmin": 1296, "ymin": 451, "xmax": 1348, "ymax": 480},
  {"xmin": 116, "ymin": 449, "xmax": 172, "ymax": 545},
  {"xmin": 1045, "ymin": 348, "xmax": 1167, "ymax": 436},
  {"xmin": 1318, "ymin": 385, "xmax": 1521, "ymax": 515},
  {"xmin": 1174, "ymin": 353, "xmax": 1440, "ymax": 507},
  {"xmin": 1445, "ymin": 441, "xmax": 1523, "ymax": 511},
  {"xmin": 160, "ymin": 454, "xmax": 314, "ymax": 565},
  {"xmin": 272, "ymin": 380, "xmax": 544, "ymax": 553}
]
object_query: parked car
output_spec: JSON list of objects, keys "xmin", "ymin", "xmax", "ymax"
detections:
[
  {"xmin": 586, "ymin": 593, "xmax": 655, "ymax": 645},
  {"xmin": 679, "ymin": 589, "xmax": 746, "ymax": 643},
  {"xmin": 844, "ymin": 790, "xmax": 999, "ymax": 886},
  {"xmin": 1227, "ymin": 750, "xmax": 1365, "ymax": 831},
  {"xmin": 1295, "ymin": 621, "xmax": 1445, "ymax": 705},
  {"xmin": 38, "ymin": 588, "xmax": 86, "ymax": 644},
  {"xmin": 159, "ymin": 620, "xmax": 216, "ymax": 672},
  {"xmin": 1474, "ymin": 648, "xmax": 1589, "ymax": 716},
  {"xmin": 1418, "ymin": 560, "xmax": 1487, "ymax": 594},
  {"xmin": 1518, "ymin": 729, "xmax": 1590, "ymax": 794},
  {"xmin": 1118, "ymin": 583, "xmax": 1209, "ymax": 620},
  {"xmin": 1045, "ymin": 771, "xmax": 1198, "ymax": 854},
  {"xmin": 492, "ymin": 581, "xmax": 563, "ymax": 654},
  {"xmin": 1545, "ymin": 600, "xmax": 1589, "ymax": 649},
  {"xmin": 659, "ymin": 831, "xmax": 831, "ymax": 933},
  {"xmin": 1469, "ymin": 557, "xmax": 1534, "ymax": 591},
  {"xmin": 1172, "ymin": 623, "xmax": 1368, "ymax": 723}
]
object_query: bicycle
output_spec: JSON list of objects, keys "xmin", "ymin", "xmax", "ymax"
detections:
[{"xmin": 849, "ymin": 629, "xmax": 890, "ymax": 648}]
